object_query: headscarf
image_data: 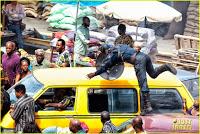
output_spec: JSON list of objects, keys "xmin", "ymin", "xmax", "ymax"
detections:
[{"xmin": 35, "ymin": 49, "xmax": 45, "ymax": 56}]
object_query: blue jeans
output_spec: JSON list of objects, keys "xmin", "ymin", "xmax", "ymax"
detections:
[
  {"xmin": 134, "ymin": 52, "xmax": 168, "ymax": 92},
  {"xmin": 8, "ymin": 24, "xmax": 24, "ymax": 49},
  {"xmin": 95, "ymin": 51, "xmax": 168, "ymax": 93}
]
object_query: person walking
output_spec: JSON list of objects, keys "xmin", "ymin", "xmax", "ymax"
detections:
[
  {"xmin": 10, "ymin": 84, "xmax": 35, "ymax": 133},
  {"xmin": 100, "ymin": 111, "xmax": 117, "ymax": 133}
]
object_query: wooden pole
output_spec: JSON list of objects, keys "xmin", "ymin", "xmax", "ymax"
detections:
[{"xmin": 73, "ymin": 0, "xmax": 80, "ymax": 67}]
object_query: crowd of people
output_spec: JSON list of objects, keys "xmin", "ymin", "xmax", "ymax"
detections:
[{"xmin": 1, "ymin": 37, "xmax": 79, "ymax": 89}]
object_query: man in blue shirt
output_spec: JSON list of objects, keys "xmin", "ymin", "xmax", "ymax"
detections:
[{"xmin": 87, "ymin": 42, "xmax": 177, "ymax": 115}]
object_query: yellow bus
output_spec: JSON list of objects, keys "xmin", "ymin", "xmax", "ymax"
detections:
[{"xmin": 1, "ymin": 67, "xmax": 194, "ymax": 133}]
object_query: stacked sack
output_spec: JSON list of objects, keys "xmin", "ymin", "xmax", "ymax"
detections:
[
  {"xmin": 106, "ymin": 25, "xmax": 158, "ymax": 62},
  {"xmin": 40, "ymin": 3, "xmax": 54, "ymax": 20},
  {"xmin": 19, "ymin": 1, "xmax": 39, "ymax": 18},
  {"xmin": 184, "ymin": 1, "xmax": 199, "ymax": 37},
  {"xmin": 47, "ymin": 4, "xmax": 100, "ymax": 31},
  {"xmin": 19, "ymin": 1, "xmax": 53, "ymax": 20}
]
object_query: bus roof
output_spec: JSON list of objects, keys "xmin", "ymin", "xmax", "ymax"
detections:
[{"xmin": 33, "ymin": 67, "xmax": 182, "ymax": 87}]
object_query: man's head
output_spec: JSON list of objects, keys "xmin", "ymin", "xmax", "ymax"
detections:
[
  {"xmin": 6, "ymin": 41, "xmax": 15, "ymax": 55},
  {"xmin": 35, "ymin": 49, "xmax": 45, "ymax": 64},
  {"xmin": 82, "ymin": 16, "xmax": 90, "ymax": 28},
  {"xmin": 20, "ymin": 57, "xmax": 30, "ymax": 72},
  {"xmin": 69, "ymin": 119, "xmax": 82, "ymax": 133},
  {"xmin": 129, "ymin": 42, "xmax": 143, "ymax": 64},
  {"xmin": 132, "ymin": 116, "xmax": 144, "ymax": 132},
  {"xmin": 101, "ymin": 111, "xmax": 110, "ymax": 124},
  {"xmin": 134, "ymin": 41, "xmax": 143, "ymax": 52},
  {"xmin": 54, "ymin": 89, "xmax": 66, "ymax": 99},
  {"xmin": 56, "ymin": 39, "xmax": 65, "ymax": 54},
  {"xmin": 14, "ymin": 84, "xmax": 26, "ymax": 99},
  {"xmin": 118, "ymin": 24, "xmax": 126, "ymax": 35}
]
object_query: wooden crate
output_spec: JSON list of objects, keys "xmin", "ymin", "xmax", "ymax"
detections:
[
  {"xmin": 155, "ymin": 52, "xmax": 199, "ymax": 71},
  {"xmin": 24, "ymin": 37, "xmax": 51, "ymax": 47},
  {"xmin": 178, "ymin": 48, "xmax": 199, "ymax": 61},
  {"xmin": 174, "ymin": 34, "xmax": 199, "ymax": 50}
]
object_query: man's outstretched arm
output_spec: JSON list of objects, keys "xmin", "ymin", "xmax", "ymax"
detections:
[
  {"xmin": 87, "ymin": 63, "xmax": 111, "ymax": 79},
  {"xmin": 87, "ymin": 54, "xmax": 117, "ymax": 79}
]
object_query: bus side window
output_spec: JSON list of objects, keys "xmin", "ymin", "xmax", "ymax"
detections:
[
  {"xmin": 36, "ymin": 88, "xmax": 76, "ymax": 111},
  {"xmin": 150, "ymin": 88, "xmax": 182, "ymax": 113},
  {"xmin": 88, "ymin": 88, "xmax": 138, "ymax": 113}
]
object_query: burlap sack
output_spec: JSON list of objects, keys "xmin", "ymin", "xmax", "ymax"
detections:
[
  {"xmin": 184, "ymin": 27, "xmax": 194, "ymax": 33},
  {"xmin": 185, "ymin": 21, "xmax": 198, "ymax": 28},
  {"xmin": 187, "ymin": 15, "xmax": 198, "ymax": 21},
  {"xmin": 25, "ymin": 10, "xmax": 38, "ymax": 18},
  {"xmin": 185, "ymin": 24, "xmax": 197, "ymax": 29},
  {"xmin": 24, "ymin": 4, "xmax": 38, "ymax": 10},
  {"xmin": 184, "ymin": 28, "xmax": 199, "ymax": 36},
  {"xmin": 187, "ymin": 11, "xmax": 198, "ymax": 17},
  {"xmin": 25, "ymin": 8, "xmax": 36, "ymax": 13},
  {"xmin": 42, "ymin": 11, "xmax": 50, "ymax": 18},
  {"xmin": 18, "ymin": 1, "xmax": 39, "ymax": 5},
  {"xmin": 43, "ymin": 16, "xmax": 49, "ymax": 20},
  {"xmin": 43, "ymin": 6, "xmax": 52, "ymax": 13}
]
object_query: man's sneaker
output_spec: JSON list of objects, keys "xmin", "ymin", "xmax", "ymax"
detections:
[
  {"xmin": 146, "ymin": 106, "xmax": 153, "ymax": 112},
  {"xmin": 166, "ymin": 64, "xmax": 177, "ymax": 75},
  {"xmin": 140, "ymin": 103, "xmax": 153, "ymax": 116}
]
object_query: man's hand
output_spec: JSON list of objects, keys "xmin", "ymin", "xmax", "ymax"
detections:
[{"xmin": 87, "ymin": 73, "xmax": 96, "ymax": 79}]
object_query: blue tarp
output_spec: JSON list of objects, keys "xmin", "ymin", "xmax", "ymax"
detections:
[{"xmin": 50, "ymin": 0, "xmax": 108, "ymax": 6}]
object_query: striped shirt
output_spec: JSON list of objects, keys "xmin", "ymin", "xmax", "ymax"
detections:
[
  {"xmin": 101, "ymin": 120, "xmax": 117, "ymax": 133},
  {"xmin": 10, "ymin": 94, "xmax": 35, "ymax": 132}
]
